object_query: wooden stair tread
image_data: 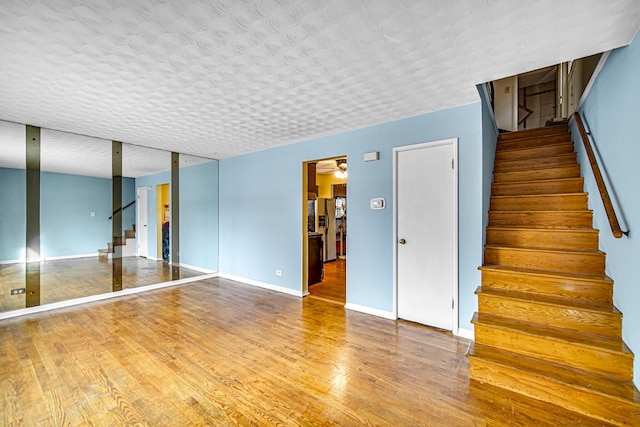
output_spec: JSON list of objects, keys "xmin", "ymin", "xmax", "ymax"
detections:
[
  {"xmin": 496, "ymin": 141, "xmax": 573, "ymax": 154},
  {"xmin": 493, "ymin": 165, "xmax": 580, "ymax": 182},
  {"xmin": 468, "ymin": 343, "xmax": 639, "ymax": 402},
  {"xmin": 498, "ymin": 129, "xmax": 569, "ymax": 142},
  {"xmin": 491, "ymin": 192, "xmax": 587, "ymax": 199},
  {"xmin": 494, "ymin": 152, "xmax": 576, "ymax": 164},
  {"xmin": 472, "ymin": 312, "xmax": 631, "ymax": 354},
  {"xmin": 484, "ymin": 243, "xmax": 603, "ymax": 255},
  {"xmin": 486, "ymin": 225, "xmax": 597, "ymax": 234},
  {"xmin": 491, "ymin": 177, "xmax": 584, "ymax": 187},
  {"xmin": 489, "ymin": 209, "xmax": 591, "ymax": 215},
  {"xmin": 480, "ymin": 265, "xmax": 612, "ymax": 283},
  {"xmin": 475, "ymin": 286, "xmax": 618, "ymax": 314}
]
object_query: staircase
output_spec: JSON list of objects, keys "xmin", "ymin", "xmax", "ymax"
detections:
[
  {"xmin": 467, "ymin": 124, "xmax": 640, "ymax": 425},
  {"xmin": 98, "ymin": 225, "xmax": 136, "ymax": 259}
]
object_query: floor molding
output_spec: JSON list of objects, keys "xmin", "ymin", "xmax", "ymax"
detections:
[
  {"xmin": 218, "ymin": 273, "xmax": 304, "ymax": 297},
  {"xmin": 344, "ymin": 303, "xmax": 395, "ymax": 320},
  {"xmin": 456, "ymin": 328, "xmax": 474, "ymax": 340}
]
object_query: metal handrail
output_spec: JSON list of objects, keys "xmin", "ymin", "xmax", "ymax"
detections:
[{"xmin": 108, "ymin": 200, "xmax": 136, "ymax": 220}]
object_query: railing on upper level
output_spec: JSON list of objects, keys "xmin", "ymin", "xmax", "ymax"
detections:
[
  {"xmin": 573, "ymin": 112, "xmax": 628, "ymax": 238},
  {"xmin": 108, "ymin": 200, "xmax": 135, "ymax": 220}
]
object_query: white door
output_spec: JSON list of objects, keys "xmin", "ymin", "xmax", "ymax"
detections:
[
  {"xmin": 137, "ymin": 187, "xmax": 148, "ymax": 258},
  {"xmin": 395, "ymin": 139, "xmax": 457, "ymax": 330}
]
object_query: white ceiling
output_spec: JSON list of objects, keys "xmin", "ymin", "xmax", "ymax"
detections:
[
  {"xmin": 0, "ymin": 119, "xmax": 211, "ymax": 178},
  {"xmin": 1, "ymin": 0, "xmax": 639, "ymax": 166}
]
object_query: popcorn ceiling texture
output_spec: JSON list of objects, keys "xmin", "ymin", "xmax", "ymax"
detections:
[{"xmin": 0, "ymin": 0, "xmax": 639, "ymax": 161}]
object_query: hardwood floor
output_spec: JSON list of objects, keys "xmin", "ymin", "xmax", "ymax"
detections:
[
  {"xmin": 0, "ymin": 257, "xmax": 204, "ymax": 312},
  {"xmin": 308, "ymin": 259, "xmax": 346, "ymax": 304},
  {"xmin": 0, "ymin": 277, "xmax": 612, "ymax": 426}
]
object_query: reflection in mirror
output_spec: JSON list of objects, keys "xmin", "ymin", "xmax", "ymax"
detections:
[
  {"xmin": 179, "ymin": 154, "xmax": 220, "ymax": 275},
  {"xmin": 0, "ymin": 121, "xmax": 26, "ymax": 312},
  {"xmin": 39, "ymin": 129, "xmax": 112, "ymax": 305},
  {"xmin": 122, "ymin": 144, "xmax": 199, "ymax": 288}
]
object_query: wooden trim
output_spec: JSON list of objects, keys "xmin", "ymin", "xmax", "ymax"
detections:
[
  {"xmin": 573, "ymin": 112, "xmax": 625, "ymax": 238},
  {"xmin": 25, "ymin": 125, "xmax": 41, "ymax": 307},
  {"xmin": 171, "ymin": 152, "xmax": 180, "ymax": 280}
]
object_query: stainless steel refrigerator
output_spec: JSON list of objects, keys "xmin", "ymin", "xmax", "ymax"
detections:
[{"xmin": 316, "ymin": 198, "xmax": 336, "ymax": 262}]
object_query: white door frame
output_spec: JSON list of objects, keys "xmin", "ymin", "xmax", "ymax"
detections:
[
  {"xmin": 392, "ymin": 138, "xmax": 459, "ymax": 333},
  {"xmin": 137, "ymin": 187, "xmax": 148, "ymax": 258}
]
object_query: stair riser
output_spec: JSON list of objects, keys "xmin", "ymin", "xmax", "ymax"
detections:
[
  {"xmin": 469, "ymin": 360, "xmax": 640, "ymax": 426},
  {"xmin": 494, "ymin": 154, "xmax": 577, "ymax": 173},
  {"xmin": 473, "ymin": 323, "xmax": 633, "ymax": 380},
  {"xmin": 499, "ymin": 130, "xmax": 570, "ymax": 145},
  {"xmin": 484, "ymin": 247, "xmax": 605, "ymax": 275},
  {"xmin": 489, "ymin": 211, "xmax": 593, "ymax": 228},
  {"xmin": 490, "ymin": 194, "xmax": 587, "ymax": 211},
  {"xmin": 491, "ymin": 178, "xmax": 584, "ymax": 196},
  {"xmin": 493, "ymin": 166, "xmax": 580, "ymax": 183},
  {"xmin": 477, "ymin": 293, "xmax": 621, "ymax": 338},
  {"xmin": 485, "ymin": 228, "xmax": 599, "ymax": 250},
  {"xmin": 495, "ymin": 143, "xmax": 574, "ymax": 161},
  {"xmin": 480, "ymin": 269, "xmax": 613, "ymax": 304}
]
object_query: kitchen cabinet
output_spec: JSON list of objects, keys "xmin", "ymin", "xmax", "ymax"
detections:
[
  {"xmin": 308, "ymin": 233, "xmax": 323, "ymax": 285},
  {"xmin": 308, "ymin": 162, "xmax": 317, "ymax": 200}
]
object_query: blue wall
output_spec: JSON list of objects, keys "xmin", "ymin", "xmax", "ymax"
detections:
[
  {"xmin": 135, "ymin": 160, "xmax": 219, "ymax": 271},
  {"xmin": 572, "ymin": 29, "xmax": 640, "ymax": 387},
  {"xmin": 122, "ymin": 177, "xmax": 136, "ymax": 232},
  {"xmin": 0, "ymin": 168, "xmax": 26, "ymax": 262},
  {"xmin": 220, "ymin": 102, "xmax": 483, "ymax": 329},
  {"xmin": 180, "ymin": 161, "xmax": 219, "ymax": 272},
  {"xmin": 40, "ymin": 171, "xmax": 111, "ymax": 258},
  {"xmin": 478, "ymin": 84, "xmax": 499, "ymax": 246}
]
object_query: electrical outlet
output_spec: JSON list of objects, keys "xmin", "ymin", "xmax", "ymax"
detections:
[
  {"xmin": 275, "ymin": 269, "xmax": 282, "ymax": 276},
  {"xmin": 11, "ymin": 288, "xmax": 26, "ymax": 295}
]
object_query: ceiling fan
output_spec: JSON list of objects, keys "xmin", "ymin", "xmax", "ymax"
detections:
[{"xmin": 334, "ymin": 159, "xmax": 347, "ymax": 179}]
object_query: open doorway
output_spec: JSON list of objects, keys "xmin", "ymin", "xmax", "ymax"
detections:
[
  {"xmin": 303, "ymin": 157, "xmax": 347, "ymax": 304},
  {"xmin": 156, "ymin": 183, "xmax": 170, "ymax": 261}
]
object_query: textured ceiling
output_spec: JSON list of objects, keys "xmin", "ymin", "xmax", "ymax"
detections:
[
  {"xmin": 1, "ymin": 0, "xmax": 639, "ymax": 163},
  {"xmin": 0, "ymin": 119, "xmax": 210, "ymax": 178}
]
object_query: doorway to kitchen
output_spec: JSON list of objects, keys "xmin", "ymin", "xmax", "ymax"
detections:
[
  {"xmin": 303, "ymin": 156, "xmax": 347, "ymax": 305},
  {"xmin": 156, "ymin": 183, "xmax": 170, "ymax": 262}
]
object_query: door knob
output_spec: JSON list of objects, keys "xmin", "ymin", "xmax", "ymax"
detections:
[{"xmin": 399, "ymin": 238, "xmax": 406, "ymax": 245}]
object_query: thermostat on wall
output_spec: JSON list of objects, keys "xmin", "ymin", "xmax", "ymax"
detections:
[{"xmin": 370, "ymin": 198, "xmax": 385, "ymax": 210}]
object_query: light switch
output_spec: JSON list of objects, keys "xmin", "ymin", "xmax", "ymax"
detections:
[
  {"xmin": 370, "ymin": 198, "xmax": 385, "ymax": 210},
  {"xmin": 90, "ymin": 212, "xmax": 95, "ymax": 217}
]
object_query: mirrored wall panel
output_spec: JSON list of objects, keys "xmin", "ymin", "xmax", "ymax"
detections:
[
  {"xmin": 122, "ymin": 143, "xmax": 176, "ymax": 289},
  {"xmin": 0, "ymin": 121, "xmax": 218, "ymax": 315},
  {"xmin": 40, "ymin": 129, "xmax": 113, "ymax": 305},
  {"xmin": 179, "ymin": 154, "xmax": 219, "ymax": 275},
  {"xmin": 0, "ymin": 121, "xmax": 26, "ymax": 312}
]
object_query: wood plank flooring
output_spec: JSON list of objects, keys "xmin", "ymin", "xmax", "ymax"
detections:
[
  {"xmin": 308, "ymin": 259, "xmax": 346, "ymax": 304},
  {"xmin": 0, "ymin": 257, "xmax": 204, "ymax": 312},
  {"xmin": 0, "ymin": 277, "xmax": 612, "ymax": 426}
]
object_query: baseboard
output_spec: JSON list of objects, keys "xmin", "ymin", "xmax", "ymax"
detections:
[
  {"xmin": 344, "ymin": 303, "xmax": 396, "ymax": 320},
  {"xmin": 45, "ymin": 253, "xmax": 98, "ymax": 261},
  {"xmin": 0, "ymin": 273, "xmax": 218, "ymax": 321},
  {"xmin": 218, "ymin": 273, "xmax": 304, "ymax": 297},
  {"xmin": 456, "ymin": 328, "xmax": 474, "ymax": 340},
  {"xmin": 0, "ymin": 258, "xmax": 23, "ymax": 265},
  {"xmin": 1, "ymin": 254, "xmax": 98, "ymax": 264},
  {"xmin": 179, "ymin": 263, "xmax": 216, "ymax": 274}
]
